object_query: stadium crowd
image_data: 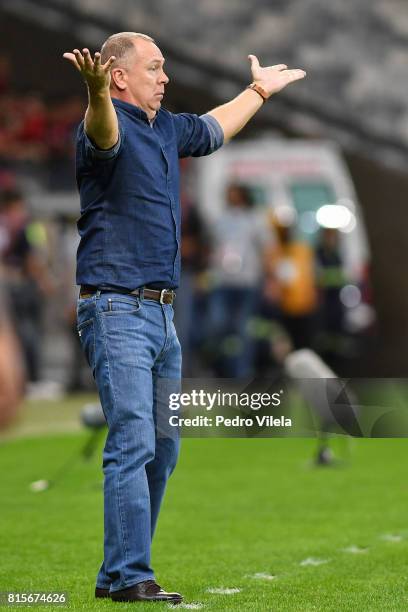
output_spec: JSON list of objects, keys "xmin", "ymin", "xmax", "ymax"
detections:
[{"xmin": 0, "ymin": 54, "xmax": 83, "ymax": 191}]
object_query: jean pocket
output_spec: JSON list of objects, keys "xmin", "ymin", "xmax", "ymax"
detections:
[
  {"xmin": 77, "ymin": 295, "xmax": 95, "ymax": 317},
  {"xmin": 100, "ymin": 295, "xmax": 142, "ymax": 315},
  {"xmin": 77, "ymin": 318, "xmax": 96, "ymax": 373}
]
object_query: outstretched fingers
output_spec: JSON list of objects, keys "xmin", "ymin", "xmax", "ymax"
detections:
[
  {"xmin": 73, "ymin": 49, "xmax": 85, "ymax": 69},
  {"xmin": 102, "ymin": 55, "xmax": 116, "ymax": 71},
  {"xmin": 62, "ymin": 49, "xmax": 84, "ymax": 71},
  {"xmin": 93, "ymin": 52, "xmax": 101, "ymax": 68},
  {"xmin": 82, "ymin": 48, "xmax": 94, "ymax": 70},
  {"xmin": 284, "ymin": 68, "xmax": 307, "ymax": 82},
  {"xmin": 248, "ymin": 54, "xmax": 261, "ymax": 78},
  {"xmin": 63, "ymin": 47, "xmax": 115, "ymax": 76},
  {"xmin": 248, "ymin": 54, "xmax": 260, "ymax": 69},
  {"xmin": 246, "ymin": 54, "xmax": 306, "ymax": 95},
  {"xmin": 62, "ymin": 52, "xmax": 78, "ymax": 68}
]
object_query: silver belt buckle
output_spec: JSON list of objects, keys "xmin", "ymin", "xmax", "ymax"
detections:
[{"xmin": 159, "ymin": 289, "xmax": 167, "ymax": 304}]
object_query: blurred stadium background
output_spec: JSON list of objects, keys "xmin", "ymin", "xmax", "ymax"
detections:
[
  {"xmin": 1, "ymin": 1, "xmax": 408, "ymax": 609},
  {"xmin": 2, "ymin": 0, "xmax": 408, "ymax": 391}
]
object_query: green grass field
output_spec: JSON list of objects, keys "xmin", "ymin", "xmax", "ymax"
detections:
[{"xmin": 1, "ymin": 396, "xmax": 408, "ymax": 611}]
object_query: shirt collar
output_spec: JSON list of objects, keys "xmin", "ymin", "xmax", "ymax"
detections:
[{"xmin": 111, "ymin": 97, "xmax": 157, "ymax": 125}]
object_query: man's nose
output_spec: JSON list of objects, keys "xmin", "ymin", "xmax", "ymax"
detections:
[{"xmin": 160, "ymin": 70, "xmax": 170, "ymax": 85}]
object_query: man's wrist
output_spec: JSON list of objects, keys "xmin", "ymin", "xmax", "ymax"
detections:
[
  {"xmin": 87, "ymin": 84, "xmax": 111, "ymax": 99},
  {"xmin": 246, "ymin": 82, "xmax": 269, "ymax": 103}
]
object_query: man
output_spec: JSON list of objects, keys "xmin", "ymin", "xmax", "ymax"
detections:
[
  {"xmin": 63, "ymin": 32, "xmax": 305, "ymax": 604},
  {"xmin": 207, "ymin": 182, "xmax": 274, "ymax": 377},
  {"xmin": 0, "ymin": 281, "xmax": 24, "ymax": 429},
  {"xmin": 0, "ymin": 190, "xmax": 52, "ymax": 383}
]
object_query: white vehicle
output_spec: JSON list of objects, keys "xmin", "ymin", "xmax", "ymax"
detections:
[{"xmin": 196, "ymin": 139, "xmax": 369, "ymax": 283}]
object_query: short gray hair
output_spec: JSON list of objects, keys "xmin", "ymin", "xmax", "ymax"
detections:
[{"xmin": 100, "ymin": 32, "xmax": 155, "ymax": 66}]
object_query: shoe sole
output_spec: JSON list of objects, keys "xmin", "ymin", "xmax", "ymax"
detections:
[{"xmin": 112, "ymin": 595, "xmax": 183, "ymax": 603}]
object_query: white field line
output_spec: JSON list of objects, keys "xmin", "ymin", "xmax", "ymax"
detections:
[
  {"xmin": 341, "ymin": 546, "xmax": 369, "ymax": 554},
  {"xmin": 245, "ymin": 573, "xmax": 277, "ymax": 581},
  {"xmin": 299, "ymin": 557, "xmax": 329, "ymax": 567},
  {"xmin": 169, "ymin": 604, "xmax": 204, "ymax": 609},
  {"xmin": 380, "ymin": 534, "xmax": 404, "ymax": 542},
  {"xmin": 202, "ymin": 531, "xmax": 405, "ymax": 601},
  {"xmin": 206, "ymin": 588, "xmax": 241, "ymax": 595}
]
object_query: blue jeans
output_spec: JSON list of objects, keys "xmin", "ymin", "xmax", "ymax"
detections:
[{"xmin": 76, "ymin": 290, "xmax": 181, "ymax": 593}]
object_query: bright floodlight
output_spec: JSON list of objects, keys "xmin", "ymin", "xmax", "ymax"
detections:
[{"xmin": 316, "ymin": 204, "xmax": 355, "ymax": 231}]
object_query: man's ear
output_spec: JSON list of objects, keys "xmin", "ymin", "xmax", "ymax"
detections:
[{"xmin": 111, "ymin": 68, "xmax": 127, "ymax": 91}]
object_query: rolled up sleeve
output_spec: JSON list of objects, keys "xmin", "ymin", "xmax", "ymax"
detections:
[
  {"xmin": 77, "ymin": 120, "xmax": 124, "ymax": 163},
  {"xmin": 173, "ymin": 112, "xmax": 224, "ymax": 158},
  {"xmin": 199, "ymin": 114, "xmax": 224, "ymax": 152}
]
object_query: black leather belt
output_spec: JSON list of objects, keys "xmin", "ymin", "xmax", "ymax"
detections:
[{"xmin": 79, "ymin": 285, "xmax": 176, "ymax": 305}]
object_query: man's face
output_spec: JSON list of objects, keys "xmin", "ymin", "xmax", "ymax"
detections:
[
  {"xmin": 3, "ymin": 200, "xmax": 28, "ymax": 231},
  {"xmin": 123, "ymin": 39, "xmax": 169, "ymax": 119}
]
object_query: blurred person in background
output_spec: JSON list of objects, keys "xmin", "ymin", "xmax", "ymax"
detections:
[
  {"xmin": 55, "ymin": 213, "xmax": 90, "ymax": 392},
  {"xmin": 315, "ymin": 228, "xmax": 346, "ymax": 358},
  {"xmin": 0, "ymin": 189, "xmax": 53, "ymax": 384},
  {"xmin": 63, "ymin": 31, "xmax": 305, "ymax": 603},
  {"xmin": 46, "ymin": 96, "xmax": 84, "ymax": 189},
  {"xmin": 16, "ymin": 93, "xmax": 47, "ymax": 161},
  {"xmin": 207, "ymin": 183, "xmax": 274, "ymax": 377},
  {"xmin": 0, "ymin": 93, "xmax": 48, "ymax": 163},
  {"xmin": 173, "ymin": 202, "xmax": 209, "ymax": 376},
  {"xmin": 0, "ymin": 280, "xmax": 25, "ymax": 430},
  {"xmin": 267, "ymin": 217, "xmax": 318, "ymax": 349},
  {"xmin": 0, "ymin": 94, "xmax": 20, "ymax": 160}
]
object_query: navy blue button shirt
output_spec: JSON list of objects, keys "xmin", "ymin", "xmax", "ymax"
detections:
[{"xmin": 75, "ymin": 98, "xmax": 223, "ymax": 290}]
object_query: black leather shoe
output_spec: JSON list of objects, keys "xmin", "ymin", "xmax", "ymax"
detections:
[
  {"xmin": 111, "ymin": 580, "xmax": 183, "ymax": 603},
  {"xmin": 95, "ymin": 587, "xmax": 110, "ymax": 598}
]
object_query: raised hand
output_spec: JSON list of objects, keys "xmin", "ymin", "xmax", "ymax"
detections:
[
  {"xmin": 248, "ymin": 54, "xmax": 306, "ymax": 97},
  {"xmin": 63, "ymin": 48, "xmax": 116, "ymax": 93}
]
